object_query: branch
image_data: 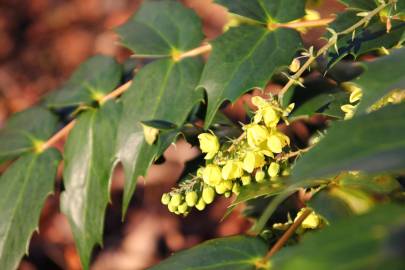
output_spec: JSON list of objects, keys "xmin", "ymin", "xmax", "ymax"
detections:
[
  {"xmin": 265, "ymin": 208, "xmax": 313, "ymax": 259},
  {"xmin": 277, "ymin": 1, "xmax": 391, "ymax": 100},
  {"xmin": 269, "ymin": 17, "xmax": 335, "ymax": 30}
]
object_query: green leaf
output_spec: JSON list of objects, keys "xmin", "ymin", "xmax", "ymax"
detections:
[
  {"xmin": 116, "ymin": 58, "xmax": 203, "ymax": 215},
  {"xmin": 0, "ymin": 149, "xmax": 61, "ymax": 270},
  {"xmin": 290, "ymin": 93, "xmax": 337, "ymax": 118},
  {"xmin": 215, "ymin": 0, "xmax": 306, "ymax": 23},
  {"xmin": 354, "ymin": 48, "xmax": 405, "ymax": 113},
  {"xmin": 271, "ymin": 204, "xmax": 405, "ymax": 270},
  {"xmin": 0, "ymin": 106, "xmax": 58, "ymax": 164},
  {"xmin": 338, "ymin": 0, "xmax": 377, "ymax": 10},
  {"xmin": 45, "ymin": 55, "xmax": 122, "ymax": 108},
  {"xmin": 199, "ymin": 25, "xmax": 301, "ymax": 128},
  {"xmin": 60, "ymin": 101, "xmax": 121, "ymax": 270},
  {"xmin": 291, "ymin": 104, "xmax": 405, "ymax": 182},
  {"xmin": 141, "ymin": 120, "xmax": 178, "ymax": 131},
  {"xmin": 338, "ymin": 173, "xmax": 401, "ymax": 194},
  {"xmin": 116, "ymin": 1, "xmax": 204, "ymax": 57},
  {"xmin": 149, "ymin": 236, "xmax": 268, "ymax": 270},
  {"xmin": 231, "ymin": 182, "xmax": 284, "ymax": 207},
  {"xmin": 307, "ymin": 188, "xmax": 354, "ymax": 223},
  {"xmin": 328, "ymin": 11, "xmax": 405, "ymax": 65}
]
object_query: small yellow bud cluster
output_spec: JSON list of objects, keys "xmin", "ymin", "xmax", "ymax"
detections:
[
  {"xmin": 161, "ymin": 179, "xmax": 217, "ymax": 216},
  {"xmin": 162, "ymin": 96, "xmax": 295, "ymax": 215}
]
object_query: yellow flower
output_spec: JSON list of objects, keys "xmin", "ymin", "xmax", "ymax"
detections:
[
  {"xmin": 222, "ymin": 160, "xmax": 244, "ymax": 180},
  {"xmin": 267, "ymin": 131, "xmax": 290, "ymax": 154},
  {"xmin": 295, "ymin": 208, "xmax": 321, "ymax": 229},
  {"xmin": 251, "ymin": 96, "xmax": 268, "ymax": 108},
  {"xmin": 252, "ymin": 96, "xmax": 280, "ymax": 128},
  {"xmin": 268, "ymin": 162, "xmax": 280, "ymax": 178},
  {"xmin": 141, "ymin": 124, "xmax": 159, "ymax": 145},
  {"xmin": 198, "ymin": 132, "xmax": 220, "ymax": 159},
  {"xmin": 243, "ymin": 151, "xmax": 265, "ymax": 173},
  {"xmin": 245, "ymin": 124, "xmax": 269, "ymax": 148},
  {"xmin": 202, "ymin": 164, "xmax": 222, "ymax": 186}
]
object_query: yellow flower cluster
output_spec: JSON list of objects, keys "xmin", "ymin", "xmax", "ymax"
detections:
[{"xmin": 162, "ymin": 96, "xmax": 295, "ymax": 215}]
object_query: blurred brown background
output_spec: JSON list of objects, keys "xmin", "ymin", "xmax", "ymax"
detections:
[{"xmin": 0, "ymin": 0, "xmax": 343, "ymax": 269}]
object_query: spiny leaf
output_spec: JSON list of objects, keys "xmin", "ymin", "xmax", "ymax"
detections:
[
  {"xmin": 116, "ymin": 0, "xmax": 204, "ymax": 57},
  {"xmin": 215, "ymin": 0, "xmax": 306, "ymax": 23},
  {"xmin": 0, "ymin": 149, "xmax": 61, "ymax": 270},
  {"xmin": 291, "ymin": 103, "xmax": 405, "ymax": 182},
  {"xmin": 231, "ymin": 182, "xmax": 285, "ymax": 207},
  {"xmin": 149, "ymin": 236, "xmax": 268, "ymax": 270},
  {"xmin": 116, "ymin": 58, "xmax": 203, "ymax": 216},
  {"xmin": 199, "ymin": 25, "xmax": 301, "ymax": 128},
  {"xmin": 60, "ymin": 101, "xmax": 121, "ymax": 270},
  {"xmin": 271, "ymin": 204, "xmax": 405, "ymax": 270},
  {"xmin": 0, "ymin": 106, "xmax": 58, "ymax": 164},
  {"xmin": 45, "ymin": 55, "xmax": 122, "ymax": 108},
  {"xmin": 327, "ymin": 10, "xmax": 405, "ymax": 66},
  {"xmin": 354, "ymin": 48, "xmax": 405, "ymax": 113}
]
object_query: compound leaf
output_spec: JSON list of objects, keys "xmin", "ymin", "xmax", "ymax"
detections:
[
  {"xmin": 199, "ymin": 25, "xmax": 301, "ymax": 128},
  {"xmin": 45, "ymin": 55, "xmax": 122, "ymax": 108},
  {"xmin": 60, "ymin": 101, "xmax": 121, "ymax": 270},
  {"xmin": 0, "ymin": 149, "xmax": 61, "ymax": 270},
  {"xmin": 116, "ymin": 58, "xmax": 203, "ymax": 215},
  {"xmin": 116, "ymin": 0, "xmax": 204, "ymax": 57},
  {"xmin": 149, "ymin": 236, "xmax": 268, "ymax": 270}
]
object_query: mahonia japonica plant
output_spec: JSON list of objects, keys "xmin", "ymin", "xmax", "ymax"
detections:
[{"xmin": 0, "ymin": 0, "xmax": 405, "ymax": 269}]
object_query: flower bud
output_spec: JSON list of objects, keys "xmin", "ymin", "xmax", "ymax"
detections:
[
  {"xmin": 268, "ymin": 162, "xmax": 280, "ymax": 178},
  {"xmin": 161, "ymin": 193, "xmax": 171, "ymax": 205},
  {"xmin": 185, "ymin": 191, "xmax": 198, "ymax": 207},
  {"xmin": 215, "ymin": 182, "xmax": 227, "ymax": 194},
  {"xmin": 232, "ymin": 182, "xmax": 241, "ymax": 195},
  {"xmin": 241, "ymin": 175, "xmax": 252, "ymax": 186},
  {"xmin": 178, "ymin": 202, "xmax": 188, "ymax": 214},
  {"xmin": 224, "ymin": 191, "xmax": 231, "ymax": 198},
  {"xmin": 168, "ymin": 201, "xmax": 177, "ymax": 213},
  {"xmin": 198, "ymin": 132, "xmax": 220, "ymax": 159},
  {"xmin": 255, "ymin": 170, "xmax": 266, "ymax": 183},
  {"xmin": 202, "ymin": 164, "xmax": 222, "ymax": 186},
  {"xmin": 170, "ymin": 193, "xmax": 182, "ymax": 207},
  {"xmin": 289, "ymin": 58, "xmax": 301, "ymax": 73},
  {"xmin": 222, "ymin": 160, "xmax": 243, "ymax": 180},
  {"xmin": 141, "ymin": 124, "xmax": 159, "ymax": 145},
  {"xmin": 202, "ymin": 186, "xmax": 215, "ymax": 204},
  {"xmin": 195, "ymin": 198, "xmax": 206, "ymax": 211}
]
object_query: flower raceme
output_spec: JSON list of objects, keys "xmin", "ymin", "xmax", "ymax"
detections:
[{"xmin": 161, "ymin": 96, "xmax": 296, "ymax": 216}]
